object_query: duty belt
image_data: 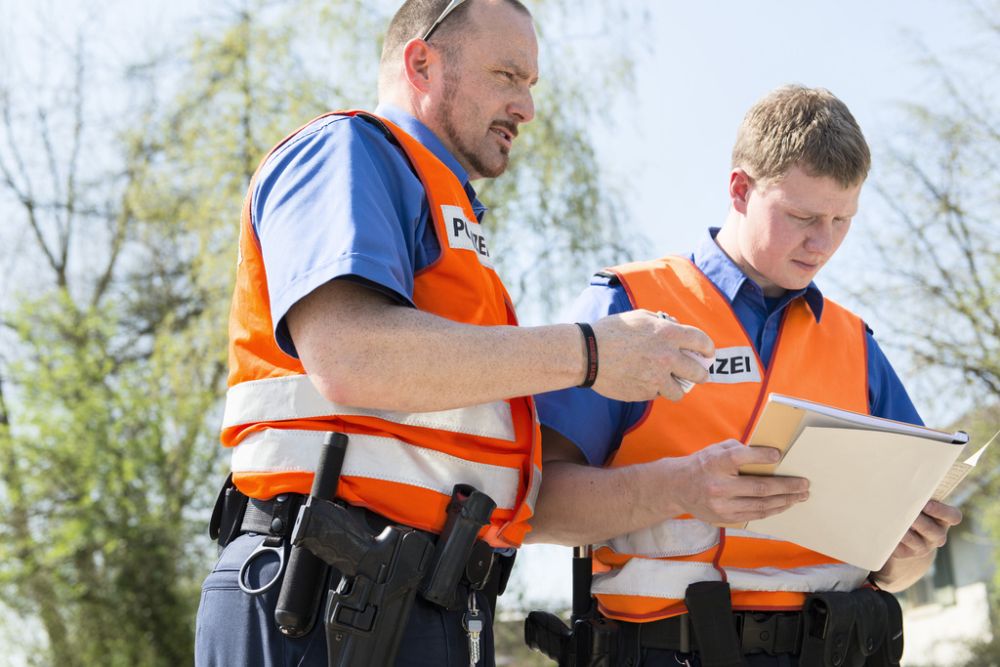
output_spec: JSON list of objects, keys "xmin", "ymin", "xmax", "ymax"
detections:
[
  {"xmin": 239, "ymin": 495, "xmax": 502, "ymax": 594},
  {"xmin": 624, "ymin": 611, "xmax": 803, "ymax": 655}
]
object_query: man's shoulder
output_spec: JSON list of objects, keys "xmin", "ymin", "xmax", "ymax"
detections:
[
  {"xmin": 264, "ymin": 112, "xmax": 394, "ymax": 169},
  {"xmin": 816, "ymin": 293, "xmax": 868, "ymax": 325},
  {"xmin": 250, "ymin": 111, "xmax": 424, "ymax": 238}
]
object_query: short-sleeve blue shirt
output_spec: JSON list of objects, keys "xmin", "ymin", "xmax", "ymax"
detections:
[
  {"xmin": 534, "ymin": 228, "xmax": 922, "ymax": 465},
  {"xmin": 250, "ymin": 104, "xmax": 486, "ymax": 357}
]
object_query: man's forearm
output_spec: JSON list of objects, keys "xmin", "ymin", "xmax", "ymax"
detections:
[
  {"xmin": 289, "ymin": 280, "xmax": 586, "ymax": 412},
  {"xmin": 525, "ymin": 459, "xmax": 684, "ymax": 545},
  {"xmin": 288, "ymin": 279, "xmax": 716, "ymax": 412}
]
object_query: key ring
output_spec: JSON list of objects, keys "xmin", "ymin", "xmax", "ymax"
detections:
[{"xmin": 238, "ymin": 537, "xmax": 287, "ymax": 595}]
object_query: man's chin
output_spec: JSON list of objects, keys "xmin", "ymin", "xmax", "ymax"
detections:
[
  {"xmin": 469, "ymin": 155, "xmax": 509, "ymax": 179},
  {"xmin": 778, "ymin": 277, "xmax": 815, "ymax": 292}
]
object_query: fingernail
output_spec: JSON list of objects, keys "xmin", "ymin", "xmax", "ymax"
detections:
[{"xmin": 799, "ymin": 492, "xmax": 809, "ymax": 501}]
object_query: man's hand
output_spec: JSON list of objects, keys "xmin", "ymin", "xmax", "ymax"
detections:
[
  {"xmin": 528, "ymin": 434, "xmax": 809, "ymax": 545},
  {"xmin": 873, "ymin": 500, "xmax": 962, "ymax": 591},
  {"xmin": 666, "ymin": 440, "xmax": 810, "ymax": 525},
  {"xmin": 889, "ymin": 500, "xmax": 962, "ymax": 559},
  {"xmin": 591, "ymin": 309, "xmax": 715, "ymax": 402}
]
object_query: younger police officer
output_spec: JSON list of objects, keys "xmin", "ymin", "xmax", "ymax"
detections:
[
  {"xmin": 528, "ymin": 86, "xmax": 962, "ymax": 666},
  {"xmin": 194, "ymin": 1, "xmax": 716, "ymax": 665}
]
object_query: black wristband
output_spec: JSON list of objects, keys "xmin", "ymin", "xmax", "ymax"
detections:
[{"xmin": 576, "ymin": 322, "xmax": 598, "ymax": 388}]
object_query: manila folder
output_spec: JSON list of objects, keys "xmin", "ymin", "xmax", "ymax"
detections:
[{"xmin": 738, "ymin": 395, "xmax": 968, "ymax": 572}]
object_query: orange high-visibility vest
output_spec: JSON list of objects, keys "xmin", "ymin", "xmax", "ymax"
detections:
[
  {"xmin": 221, "ymin": 111, "xmax": 541, "ymax": 548},
  {"xmin": 592, "ymin": 256, "xmax": 870, "ymax": 622}
]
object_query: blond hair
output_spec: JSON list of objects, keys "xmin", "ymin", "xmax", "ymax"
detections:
[{"xmin": 732, "ymin": 85, "xmax": 871, "ymax": 188}]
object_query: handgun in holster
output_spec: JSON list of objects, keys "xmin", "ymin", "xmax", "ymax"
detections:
[{"xmin": 285, "ymin": 432, "xmax": 497, "ymax": 667}]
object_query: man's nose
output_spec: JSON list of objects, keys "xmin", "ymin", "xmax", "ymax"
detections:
[
  {"xmin": 805, "ymin": 220, "xmax": 836, "ymax": 254},
  {"xmin": 509, "ymin": 87, "xmax": 535, "ymax": 124}
]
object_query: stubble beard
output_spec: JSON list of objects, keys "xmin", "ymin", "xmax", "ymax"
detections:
[{"xmin": 437, "ymin": 66, "xmax": 509, "ymax": 179}]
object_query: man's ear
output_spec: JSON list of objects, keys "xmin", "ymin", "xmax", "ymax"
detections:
[
  {"xmin": 729, "ymin": 168, "xmax": 753, "ymax": 215},
  {"xmin": 402, "ymin": 38, "xmax": 437, "ymax": 94}
]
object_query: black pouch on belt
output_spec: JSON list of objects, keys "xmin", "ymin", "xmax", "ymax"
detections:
[
  {"xmin": 850, "ymin": 588, "xmax": 888, "ymax": 660},
  {"xmin": 865, "ymin": 591, "xmax": 903, "ymax": 667},
  {"xmin": 683, "ymin": 581, "xmax": 747, "ymax": 667},
  {"xmin": 800, "ymin": 591, "xmax": 861, "ymax": 667}
]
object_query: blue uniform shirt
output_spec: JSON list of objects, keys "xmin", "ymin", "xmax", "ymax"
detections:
[
  {"xmin": 251, "ymin": 104, "xmax": 485, "ymax": 357},
  {"xmin": 535, "ymin": 228, "xmax": 922, "ymax": 465}
]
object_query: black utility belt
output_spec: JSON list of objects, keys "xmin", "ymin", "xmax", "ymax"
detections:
[
  {"xmin": 525, "ymin": 582, "xmax": 905, "ymax": 667},
  {"xmin": 238, "ymin": 494, "xmax": 506, "ymax": 595},
  {"xmin": 628, "ymin": 586, "xmax": 905, "ymax": 667},
  {"xmin": 624, "ymin": 609, "xmax": 802, "ymax": 655}
]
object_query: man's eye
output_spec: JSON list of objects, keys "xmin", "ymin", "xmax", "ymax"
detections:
[
  {"xmin": 791, "ymin": 214, "xmax": 814, "ymax": 223},
  {"xmin": 497, "ymin": 70, "xmax": 515, "ymax": 81}
]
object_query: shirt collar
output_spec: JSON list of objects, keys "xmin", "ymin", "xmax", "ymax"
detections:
[
  {"xmin": 374, "ymin": 103, "xmax": 486, "ymax": 221},
  {"xmin": 692, "ymin": 227, "xmax": 825, "ymax": 321},
  {"xmin": 375, "ymin": 103, "xmax": 471, "ymax": 187}
]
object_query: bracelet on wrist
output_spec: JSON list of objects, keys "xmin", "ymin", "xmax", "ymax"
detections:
[{"xmin": 576, "ymin": 322, "xmax": 598, "ymax": 388}]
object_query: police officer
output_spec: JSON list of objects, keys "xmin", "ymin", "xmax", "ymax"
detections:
[
  {"xmin": 194, "ymin": 1, "xmax": 716, "ymax": 665},
  {"xmin": 528, "ymin": 85, "xmax": 963, "ymax": 666}
]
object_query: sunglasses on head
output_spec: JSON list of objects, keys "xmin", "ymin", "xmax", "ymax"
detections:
[{"xmin": 421, "ymin": 0, "xmax": 468, "ymax": 42}]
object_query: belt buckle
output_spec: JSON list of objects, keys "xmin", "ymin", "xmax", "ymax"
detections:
[{"xmin": 739, "ymin": 612, "xmax": 780, "ymax": 655}]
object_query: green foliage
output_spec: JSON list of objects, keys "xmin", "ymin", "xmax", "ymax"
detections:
[{"xmin": 0, "ymin": 290, "xmax": 220, "ymax": 666}]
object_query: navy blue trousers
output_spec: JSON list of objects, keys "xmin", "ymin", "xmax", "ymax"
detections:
[{"xmin": 195, "ymin": 534, "xmax": 496, "ymax": 666}]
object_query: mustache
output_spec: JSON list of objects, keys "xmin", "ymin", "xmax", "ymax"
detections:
[{"xmin": 491, "ymin": 120, "xmax": 519, "ymax": 138}]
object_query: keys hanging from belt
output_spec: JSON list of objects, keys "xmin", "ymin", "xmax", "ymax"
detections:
[{"xmin": 463, "ymin": 590, "xmax": 484, "ymax": 666}]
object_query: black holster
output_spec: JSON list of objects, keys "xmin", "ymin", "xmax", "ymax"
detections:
[{"xmin": 305, "ymin": 505, "xmax": 435, "ymax": 667}]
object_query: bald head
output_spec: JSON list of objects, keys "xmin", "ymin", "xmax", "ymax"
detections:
[{"xmin": 378, "ymin": 0, "xmax": 531, "ymax": 99}]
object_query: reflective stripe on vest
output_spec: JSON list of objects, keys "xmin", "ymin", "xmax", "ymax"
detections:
[
  {"xmin": 223, "ymin": 375, "xmax": 516, "ymax": 442},
  {"xmin": 230, "ymin": 429, "xmax": 529, "ymax": 510},
  {"xmin": 593, "ymin": 256, "xmax": 870, "ymax": 621},
  {"xmin": 605, "ymin": 523, "xmax": 818, "ymax": 559},
  {"xmin": 592, "ymin": 558, "xmax": 868, "ymax": 600}
]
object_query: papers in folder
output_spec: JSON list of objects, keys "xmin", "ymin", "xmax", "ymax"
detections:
[{"xmin": 734, "ymin": 394, "xmax": 985, "ymax": 572}]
